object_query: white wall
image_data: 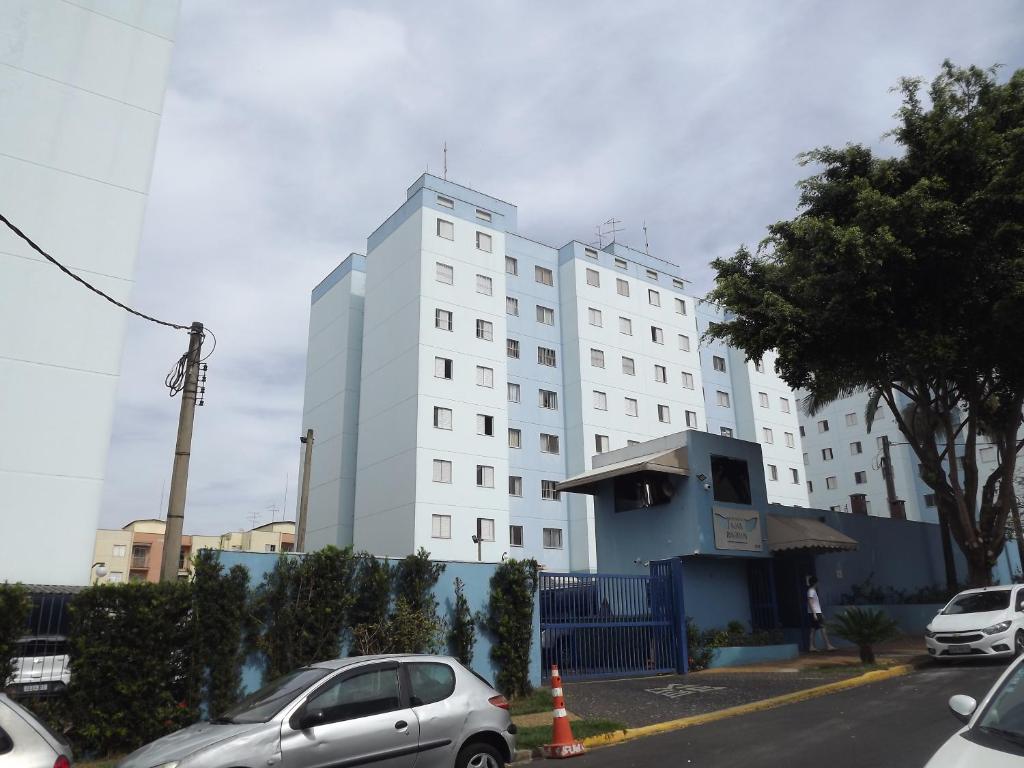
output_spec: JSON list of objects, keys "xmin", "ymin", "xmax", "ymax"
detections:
[{"xmin": 0, "ymin": 0, "xmax": 180, "ymax": 585}]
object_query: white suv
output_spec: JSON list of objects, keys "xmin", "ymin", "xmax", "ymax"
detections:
[{"xmin": 925, "ymin": 585, "xmax": 1024, "ymax": 660}]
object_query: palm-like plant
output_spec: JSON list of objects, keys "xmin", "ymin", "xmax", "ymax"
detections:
[{"xmin": 828, "ymin": 607, "xmax": 901, "ymax": 663}]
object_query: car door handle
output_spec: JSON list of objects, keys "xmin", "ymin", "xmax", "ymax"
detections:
[{"xmin": 395, "ymin": 721, "xmax": 408, "ymax": 731}]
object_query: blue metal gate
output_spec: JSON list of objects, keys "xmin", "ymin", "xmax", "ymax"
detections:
[{"xmin": 539, "ymin": 562, "xmax": 682, "ymax": 681}]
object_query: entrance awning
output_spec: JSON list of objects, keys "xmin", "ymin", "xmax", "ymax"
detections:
[
  {"xmin": 556, "ymin": 448, "xmax": 690, "ymax": 495},
  {"xmin": 766, "ymin": 515, "xmax": 858, "ymax": 553}
]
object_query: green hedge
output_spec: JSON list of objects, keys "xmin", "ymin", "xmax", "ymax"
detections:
[{"xmin": 0, "ymin": 584, "xmax": 31, "ymax": 686}]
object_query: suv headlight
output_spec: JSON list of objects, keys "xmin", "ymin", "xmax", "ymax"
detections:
[
  {"xmin": 982, "ymin": 621, "xmax": 1012, "ymax": 635},
  {"xmin": 924, "ymin": 627, "xmax": 936, "ymax": 638}
]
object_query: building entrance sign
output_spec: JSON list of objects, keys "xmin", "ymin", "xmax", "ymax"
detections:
[{"xmin": 712, "ymin": 507, "xmax": 762, "ymax": 552}]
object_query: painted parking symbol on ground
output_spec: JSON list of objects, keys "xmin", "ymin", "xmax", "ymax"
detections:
[{"xmin": 644, "ymin": 683, "xmax": 727, "ymax": 699}]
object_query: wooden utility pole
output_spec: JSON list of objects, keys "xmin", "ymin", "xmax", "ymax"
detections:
[
  {"xmin": 160, "ymin": 322, "xmax": 204, "ymax": 582},
  {"xmin": 296, "ymin": 429, "xmax": 314, "ymax": 551}
]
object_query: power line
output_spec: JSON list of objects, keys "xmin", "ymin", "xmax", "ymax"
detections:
[{"xmin": 0, "ymin": 212, "xmax": 189, "ymax": 331}]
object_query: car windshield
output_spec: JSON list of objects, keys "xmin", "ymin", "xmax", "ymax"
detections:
[
  {"xmin": 219, "ymin": 667, "xmax": 330, "ymax": 724},
  {"xmin": 977, "ymin": 663, "xmax": 1024, "ymax": 745},
  {"xmin": 942, "ymin": 591, "xmax": 1010, "ymax": 615}
]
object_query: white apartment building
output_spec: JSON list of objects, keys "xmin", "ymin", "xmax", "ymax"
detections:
[
  {"xmin": 0, "ymin": 1, "xmax": 181, "ymax": 585},
  {"xmin": 300, "ymin": 175, "xmax": 808, "ymax": 571}
]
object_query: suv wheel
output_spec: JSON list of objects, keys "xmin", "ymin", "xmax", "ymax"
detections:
[{"xmin": 456, "ymin": 741, "xmax": 503, "ymax": 768}]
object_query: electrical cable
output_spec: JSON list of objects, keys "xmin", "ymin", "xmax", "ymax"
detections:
[{"xmin": 0, "ymin": 212, "xmax": 189, "ymax": 331}]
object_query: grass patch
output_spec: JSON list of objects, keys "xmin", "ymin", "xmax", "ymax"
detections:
[
  {"xmin": 509, "ymin": 689, "xmax": 552, "ymax": 716},
  {"xmin": 515, "ymin": 719, "xmax": 627, "ymax": 751}
]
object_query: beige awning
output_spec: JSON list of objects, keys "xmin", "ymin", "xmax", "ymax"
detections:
[
  {"xmin": 766, "ymin": 514, "xmax": 858, "ymax": 553},
  {"xmin": 556, "ymin": 448, "xmax": 690, "ymax": 495}
]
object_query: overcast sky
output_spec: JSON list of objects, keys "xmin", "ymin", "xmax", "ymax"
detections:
[{"xmin": 99, "ymin": 0, "xmax": 1024, "ymax": 534}]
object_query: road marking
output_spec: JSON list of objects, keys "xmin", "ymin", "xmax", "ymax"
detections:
[{"xmin": 645, "ymin": 683, "xmax": 727, "ymax": 699}]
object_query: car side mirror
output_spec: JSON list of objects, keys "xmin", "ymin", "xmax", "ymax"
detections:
[
  {"xmin": 948, "ymin": 694, "xmax": 977, "ymax": 724},
  {"xmin": 291, "ymin": 707, "xmax": 326, "ymax": 731}
]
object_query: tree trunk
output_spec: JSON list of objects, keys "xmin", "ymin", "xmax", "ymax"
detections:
[
  {"xmin": 859, "ymin": 645, "xmax": 875, "ymax": 664},
  {"xmin": 966, "ymin": 551, "xmax": 993, "ymax": 588},
  {"xmin": 1013, "ymin": 496, "xmax": 1024, "ymax": 581},
  {"xmin": 936, "ymin": 504, "xmax": 959, "ymax": 592}
]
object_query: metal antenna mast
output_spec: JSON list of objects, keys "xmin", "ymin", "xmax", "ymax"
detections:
[
  {"xmin": 643, "ymin": 221, "xmax": 651, "ymax": 255},
  {"xmin": 443, "ymin": 142, "xmax": 447, "ymax": 180}
]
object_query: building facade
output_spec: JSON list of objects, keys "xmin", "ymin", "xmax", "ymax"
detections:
[
  {"xmin": 300, "ymin": 175, "xmax": 808, "ymax": 571},
  {"xmin": 0, "ymin": 1, "xmax": 181, "ymax": 585},
  {"xmin": 91, "ymin": 520, "xmax": 295, "ymax": 584}
]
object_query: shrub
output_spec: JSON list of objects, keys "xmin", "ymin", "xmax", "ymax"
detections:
[
  {"xmin": 348, "ymin": 554, "xmax": 392, "ymax": 643},
  {"xmin": 0, "ymin": 583, "xmax": 30, "ymax": 686},
  {"xmin": 829, "ymin": 607, "xmax": 901, "ymax": 663},
  {"xmin": 351, "ymin": 598, "xmax": 447, "ymax": 655},
  {"xmin": 393, "ymin": 548, "xmax": 445, "ymax": 617},
  {"xmin": 447, "ymin": 577, "xmax": 476, "ymax": 666},
  {"xmin": 481, "ymin": 559, "xmax": 539, "ymax": 697},
  {"xmin": 685, "ymin": 618, "xmax": 714, "ymax": 671}
]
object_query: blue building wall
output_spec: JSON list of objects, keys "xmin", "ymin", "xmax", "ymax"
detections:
[
  {"xmin": 680, "ymin": 556, "xmax": 752, "ymax": 631},
  {"xmin": 212, "ymin": 551, "xmax": 542, "ymax": 694}
]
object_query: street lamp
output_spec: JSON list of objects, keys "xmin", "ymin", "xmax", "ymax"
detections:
[{"xmin": 91, "ymin": 561, "xmax": 108, "ymax": 582}]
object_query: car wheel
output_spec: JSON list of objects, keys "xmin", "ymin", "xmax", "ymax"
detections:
[
  {"xmin": 456, "ymin": 740, "xmax": 503, "ymax": 768},
  {"xmin": 1016, "ymin": 630, "xmax": 1024, "ymax": 658}
]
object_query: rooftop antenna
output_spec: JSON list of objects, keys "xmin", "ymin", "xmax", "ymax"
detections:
[
  {"xmin": 593, "ymin": 225, "xmax": 604, "ymax": 248},
  {"xmin": 267, "ymin": 504, "xmax": 280, "ymax": 522},
  {"xmin": 443, "ymin": 141, "xmax": 447, "ymax": 181},
  {"xmin": 246, "ymin": 508, "xmax": 262, "ymax": 530},
  {"xmin": 642, "ymin": 221, "xmax": 650, "ymax": 256},
  {"xmin": 603, "ymin": 217, "xmax": 623, "ymax": 244}
]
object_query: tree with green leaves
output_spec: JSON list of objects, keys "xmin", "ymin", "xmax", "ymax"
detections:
[
  {"xmin": 708, "ymin": 61, "xmax": 1024, "ymax": 586},
  {"xmin": 447, "ymin": 577, "xmax": 476, "ymax": 666},
  {"xmin": 481, "ymin": 559, "xmax": 539, "ymax": 697}
]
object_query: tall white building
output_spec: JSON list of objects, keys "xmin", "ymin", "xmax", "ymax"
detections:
[
  {"xmin": 0, "ymin": 1, "xmax": 181, "ymax": 584},
  {"xmin": 300, "ymin": 175, "xmax": 808, "ymax": 570}
]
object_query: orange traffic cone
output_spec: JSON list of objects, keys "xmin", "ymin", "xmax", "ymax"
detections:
[{"xmin": 541, "ymin": 664, "xmax": 585, "ymax": 759}]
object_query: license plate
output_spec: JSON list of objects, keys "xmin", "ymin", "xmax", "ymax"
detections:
[
  {"xmin": 948, "ymin": 644, "xmax": 972, "ymax": 655},
  {"xmin": 22, "ymin": 683, "xmax": 48, "ymax": 692}
]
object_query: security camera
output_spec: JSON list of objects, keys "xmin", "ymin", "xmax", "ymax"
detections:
[
  {"xmin": 633, "ymin": 558, "xmax": 642, "ymax": 564},
  {"xmin": 703, "ymin": 482, "xmax": 712, "ymax": 491},
  {"xmin": 471, "ymin": 535, "xmax": 480, "ymax": 544}
]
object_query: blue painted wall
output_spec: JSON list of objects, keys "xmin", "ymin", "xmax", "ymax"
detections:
[
  {"xmin": 680, "ymin": 556, "xmax": 752, "ymax": 631},
  {"xmin": 212, "ymin": 551, "xmax": 542, "ymax": 694}
]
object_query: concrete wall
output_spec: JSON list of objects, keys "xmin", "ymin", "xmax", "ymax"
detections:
[
  {"xmin": 681, "ymin": 556, "xmax": 753, "ymax": 631},
  {"xmin": 213, "ymin": 550, "xmax": 542, "ymax": 692},
  {"xmin": 0, "ymin": 0, "xmax": 180, "ymax": 585}
]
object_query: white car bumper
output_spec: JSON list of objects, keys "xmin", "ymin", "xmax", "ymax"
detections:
[{"xmin": 926, "ymin": 628, "xmax": 1015, "ymax": 659}]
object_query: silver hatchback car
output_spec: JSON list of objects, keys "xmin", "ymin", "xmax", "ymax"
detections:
[
  {"xmin": 119, "ymin": 655, "xmax": 516, "ymax": 768},
  {"xmin": 0, "ymin": 693, "xmax": 73, "ymax": 768}
]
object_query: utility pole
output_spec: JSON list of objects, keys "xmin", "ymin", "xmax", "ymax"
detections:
[
  {"xmin": 880, "ymin": 436, "xmax": 906, "ymax": 520},
  {"xmin": 296, "ymin": 429, "xmax": 314, "ymax": 551},
  {"xmin": 160, "ymin": 322, "xmax": 204, "ymax": 582}
]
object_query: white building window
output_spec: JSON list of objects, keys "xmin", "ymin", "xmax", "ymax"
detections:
[
  {"xmin": 825, "ymin": 475, "xmax": 838, "ymax": 490},
  {"xmin": 476, "ymin": 209, "xmax": 492, "ymax": 222},
  {"xmin": 790, "ymin": 468, "xmax": 800, "ymax": 484},
  {"xmin": 436, "ymin": 262, "xmax": 454, "ymax": 284},
  {"xmin": 432, "ymin": 460, "xmax": 452, "ymax": 484},
  {"xmin": 678, "ymin": 334, "xmax": 690, "ymax": 352},
  {"xmin": 437, "ymin": 218, "xmax": 454, "ymax": 240},
  {"xmin": 619, "ymin": 316, "xmax": 633, "ymax": 335},
  {"xmin": 536, "ymin": 305, "xmax": 555, "ymax": 325},
  {"xmin": 584, "ymin": 246, "xmax": 598, "ymax": 259},
  {"xmin": 625, "ymin": 398, "xmax": 638, "ymax": 417},
  {"xmin": 850, "ymin": 441, "xmax": 863, "ymax": 455},
  {"xmin": 818, "ymin": 419, "xmax": 830, "ymax": 433},
  {"xmin": 477, "ymin": 414, "xmax": 494, "ymax": 436},
  {"xmin": 477, "ymin": 518, "xmax": 495, "ymax": 541},
  {"xmin": 588, "ymin": 307, "xmax": 603, "ymax": 326},
  {"xmin": 713, "ymin": 356, "xmax": 726, "ymax": 372},
  {"xmin": 658, "ymin": 404, "xmax": 671, "ymax": 423},
  {"xmin": 616, "ymin": 278, "xmax": 630, "ymax": 297},
  {"xmin": 586, "ymin": 268, "xmax": 600, "ymax": 287},
  {"xmin": 780, "ymin": 397, "xmax": 791, "ymax": 413},
  {"xmin": 768, "ymin": 464, "xmax": 778, "ymax": 481},
  {"xmin": 622, "ymin": 357, "xmax": 635, "ymax": 375},
  {"xmin": 681, "ymin": 371, "xmax": 695, "ymax": 389},
  {"xmin": 431, "ymin": 514, "xmax": 451, "ymax": 539},
  {"xmin": 507, "ymin": 338, "xmax": 520, "ymax": 358},
  {"xmin": 509, "ymin": 476, "xmax": 523, "ymax": 497},
  {"xmin": 476, "ymin": 274, "xmax": 492, "ymax": 295},
  {"xmin": 591, "ymin": 348, "xmax": 605, "ymax": 368},
  {"xmin": 476, "ymin": 365, "xmax": 493, "ymax": 388},
  {"xmin": 508, "ymin": 428, "xmax": 521, "ymax": 448},
  {"xmin": 845, "ymin": 412, "xmax": 858, "ymax": 426},
  {"xmin": 822, "ymin": 448, "xmax": 834, "ymax": 460},
  {"xmin": 759, "ymin": 392, "xmax": 769, "ymax": 408},
  {"xmin": 476, "ymin": 231, "xmax": 492, "ymax": 252},
  {"xmin": 807, "ymin": 480, "xmax": 814, "ymax": 493},
  {"xmin": 540, "ymin": 433, "xmax": 560, "ymax": 454},
  {"xmin": 539, "ymin": 389, "xmax": 558, "ymax": 410},
  {"xmin": 980, "ymin": 446, "xmax": 996, "ymax": 463},
  {"xmin": 648, "ymin": 289, "xmax": 660, "ymax": 306},
  {"xmin": 107, "ymin": 571, "xmax": 123, "ymax": 583},
  {"xmin": 651, "ymin": 326, "xmax": 664, "ymax": 344},
  {"xmin": 673, "ymin": 278, "xmax": 685, "ymax": 289},
  {"xmin": 716, "ymin": 390, "xmax": 730, "ymax": 407},
  {"xmin": 535, "ymin": 266, "xmax": 553, "ymax": 286},
  {"xmin": 510, "ymin": 525, "xmax": 524, "ymax": 547},
  {"xmin": 433, "ymin": 406, "xmax": 452, "ymax": 430},
  {"xmin": 654, "ymin": 364, "xmax": 667, "ymax": 383},
  {"xmin": 537, "ymin": 346, "xmax": 557, "ymax": 367},
  {"xmin": 614, "ymin": 257, "xmax": 627, "ymax": 269},
  {"xmin": 437, "ymin": 195, "xmax": 454, "ymax": 209},
  {"xmin": 593, "ymin": 390, "xmax": 608, "ymax": 410},
  {"xmin": 763, "ymin": 427, "xmax": 774, "ymax": 444},
  {"xmin": 646, "ymin": 268, "xmax": 658, "ymax": 280},
  {"xmin": 595, "ymin": 434, "xmax": 610, "ymax": 453},
  {"xmin": 506, "ymin": 256, "xmax": 518, "ymax": 275},
  {"xmin": 541, "ymin": 482, "xmax": 561, "ymax": 502},
  {"xmin": 675, "ymin": 297, "xmax": 687, "ymax": 315},
  {"xmin": 720, "ymin": 426, "xmax": 733, "ymax": 437},
  {"xmin": 435, "ymin": 356, "xmax": 453, "ymax": 379},
  {"xmin": 507, "ymin": 382, "xmax": 520, "ymax": 402},
  {"xmin": 543, "ymin": 527, "xmax": 564, "ymax": 548},
  {"xmin": 785, "ymin": 432, "xmax": 795, "ymax": 448},
  {"xmin": 435, "ymin": 309, "xmax": 453, "ymax": 331},
  {"xmin": 854, "ymin": 471, "xmax": 867, "ymax": 484},
  {"xmin": 506, "ymin": 296, "xmax": 519, "ymax": 315},
  {"xmin": 686, "ymin": 411, "xmax": 698, "ymax": 428},
  {"xmin": 924, "ymin": 493, "xmax": 936, "ymax": 507},
  {"xmin": 803, "ymin": 452, "xmax": 809, "ymax": 465},
  {"xmin": 476, "ymin": 319, "xmax": 493, "ymax": 341},
  {"xmin": 476, "ymin": 465, "xmax": 495, "ymax": 488},
  {"xmin": 111, "ymin": 544, "xmax": 127, "ymax": 558},
  {"xmin": 754, "ymin": 359, "xmax": 765, "ymax": 373}
]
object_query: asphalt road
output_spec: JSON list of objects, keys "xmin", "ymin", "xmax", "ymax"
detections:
[{"xmin": 571, "ymin": 661, "xmax": 1008, "ymax": 768}]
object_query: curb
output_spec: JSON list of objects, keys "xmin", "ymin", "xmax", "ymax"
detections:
[{"xmin": 578, "ymin": 663, "xmax": 915, "ymax": 750}]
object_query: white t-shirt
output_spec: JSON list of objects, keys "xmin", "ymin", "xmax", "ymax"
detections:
[{"xmin": 807, "ymin": 587, "xmax": 822, "ymax": 615}]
